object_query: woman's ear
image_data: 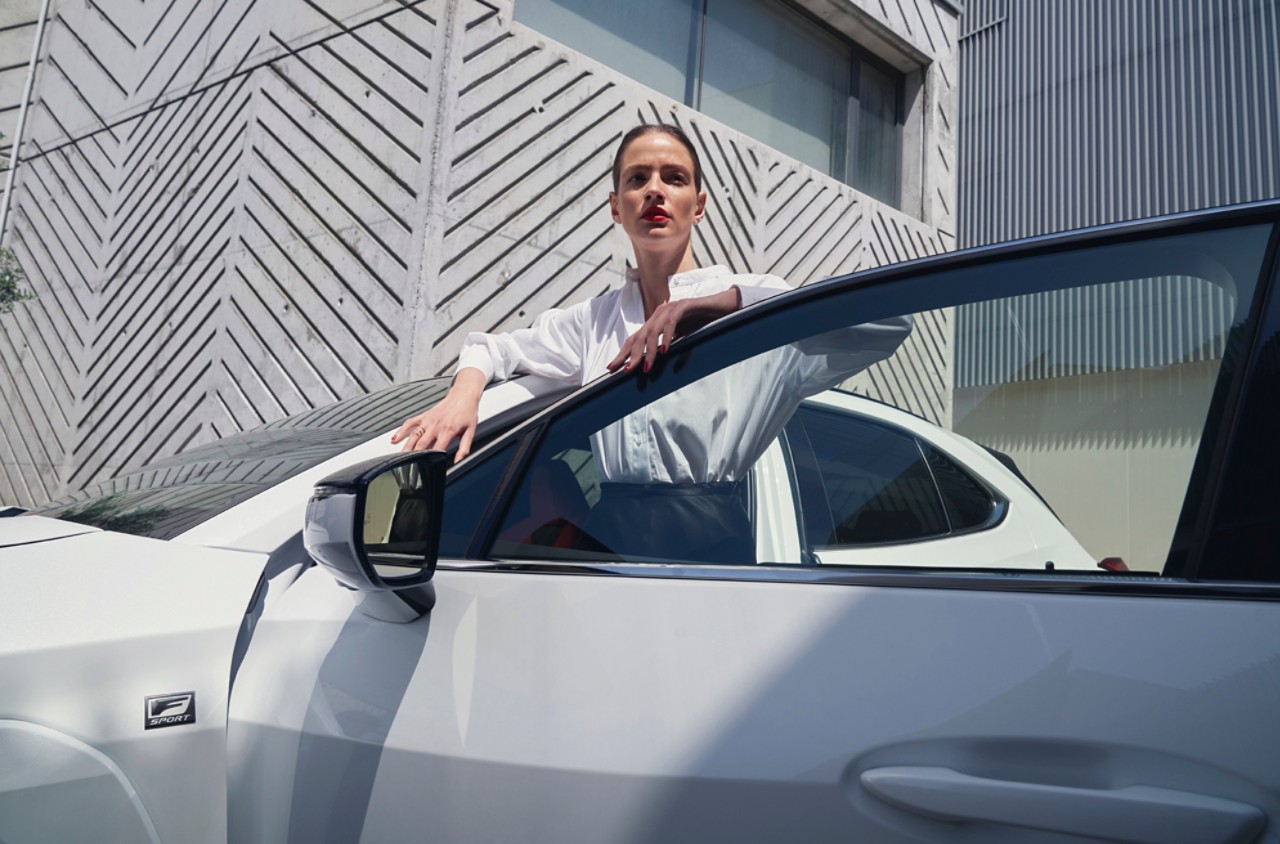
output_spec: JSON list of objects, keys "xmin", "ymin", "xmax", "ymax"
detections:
[
  {"xmin": 694, "ymin": 190, "xmax": 707, "ymax": 223},
  {"xmin": 609, "ymin": 192, "xmax": 620, "ymax": 223}
]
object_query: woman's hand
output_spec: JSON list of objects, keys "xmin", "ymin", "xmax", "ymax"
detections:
[
  {"xmin": 391, "ymin": 368, "xmax": 487, "ymax": 462},
  {"xmin": 607, "ymin": 287, "xmax": 741, "ymax": 373}
]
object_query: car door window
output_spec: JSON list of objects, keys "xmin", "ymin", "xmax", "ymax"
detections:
[
  {"xmin": 461, "ymin": 219, "xmax": 1273, "ymax": 578},
  {"xmin": 490, "ymin": 347, "xmax": 827, "ymax": 564},
  {"xmin": 790, "ymin": 404, "xmax": 998, "ymax": 548},
  {"xmin": 438, "ymin": 441, "xmax": 520, "ymax": 557}
]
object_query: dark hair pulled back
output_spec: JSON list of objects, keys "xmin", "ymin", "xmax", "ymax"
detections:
[{"xmin": 611, "ymin": 123, "xmax": 704, "ymax": 193}]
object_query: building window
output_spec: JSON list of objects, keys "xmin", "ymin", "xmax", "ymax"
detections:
[{"xmin": 515, "ymin": 0, "xmax": 904, "ymax": 207}]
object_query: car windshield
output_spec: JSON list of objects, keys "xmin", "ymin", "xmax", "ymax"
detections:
[{"xmin": 27, "ymin": 379, "xmax": 452, "ymax": 540}]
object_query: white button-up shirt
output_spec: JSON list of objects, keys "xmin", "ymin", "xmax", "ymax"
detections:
[{"xmin": 456, "ymin": 265, "xmax": 790, "ymax": 386}]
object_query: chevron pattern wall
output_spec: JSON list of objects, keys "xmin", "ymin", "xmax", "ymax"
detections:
[
  {"xmin": 0, "ymin": 0, "xmax": 957, "ymax": 507},
  {"xmin": 0, "ymin": 1, "xmax": 43, "ymax": 160}
]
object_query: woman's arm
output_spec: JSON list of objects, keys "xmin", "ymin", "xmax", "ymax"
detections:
[
  {"xmin": 391, "ymin": 367, "xmax": 487, "ymax": 460},
  {"xmin": 393, "ymin": 302, "xmax": 594, "ymax": 459}
]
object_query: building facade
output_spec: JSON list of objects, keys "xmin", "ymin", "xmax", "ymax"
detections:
[
  {"xmin": 0, "ymin": 0, "xmax": 958, "ymax": 507},
  {"xmin": 959, "ymin": 0, "xmax": 1280, "ymax": 245}
]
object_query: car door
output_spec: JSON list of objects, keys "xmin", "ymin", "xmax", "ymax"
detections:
[{"xmin": 231, "ymin": 204, "xmax": 1280, "ymax": 843}]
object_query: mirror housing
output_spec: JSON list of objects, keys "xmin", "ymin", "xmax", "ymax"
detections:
[{"xmin": 304, "ymin": 450, "xmax": 448, "ymax": 622}]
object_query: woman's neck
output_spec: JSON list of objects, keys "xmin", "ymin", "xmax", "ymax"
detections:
[{"xmin": 634, "ymin": 247, "xmax": 698, "ymax": 319}]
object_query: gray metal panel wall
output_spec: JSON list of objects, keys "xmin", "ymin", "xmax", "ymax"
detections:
[
  {"xmin": 959, "ymin": 0, "xmax": 1280, "ymax": 247},
  {"xmin": 0, "ymin": 0, "xmax": 957, "ymax": 507}
]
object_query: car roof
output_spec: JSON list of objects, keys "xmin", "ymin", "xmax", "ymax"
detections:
[{"xmin": 169, "ymin": 375, "xmax": 575, "ymax": 552}]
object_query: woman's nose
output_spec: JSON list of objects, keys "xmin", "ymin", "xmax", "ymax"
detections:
[{"xmin": 644, "ymin": 176, "xmax": 664, "ymax": 199}]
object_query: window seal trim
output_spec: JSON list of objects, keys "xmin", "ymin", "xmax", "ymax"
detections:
[
  {"xmin": 465, "ymin": 422, "xmax": 549, "ymax": 559},
  {"xmin": 714, "ymin": 202, "xmax": 1280, "ymax": 347}
]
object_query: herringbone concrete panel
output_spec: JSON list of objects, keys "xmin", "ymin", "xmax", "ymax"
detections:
[
  {"xmin": 843, "ymin": 205, "xmax": 955, "ymax": 425},
  {"xmin": 429, "ymin": 2, "xmax": 625, "ymax": 374},
  {"xmin": 0, "ymin": 1, "xmax": 42, "ymax": 160},
  {"xmin": 4, "ymin": 0, "xmax": 450, "ymax": 496},
  {"xmin": 1, "ymin": 0, "xmax": 957, "ymax": 506}
]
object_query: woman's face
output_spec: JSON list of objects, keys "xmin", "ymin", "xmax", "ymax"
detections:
[{"xmin": 609, "ymin": 133, "xmax": 706, "ymax": 259}]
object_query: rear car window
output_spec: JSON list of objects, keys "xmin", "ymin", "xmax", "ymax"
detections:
[
  {"xmin": 26, "ymin": 380, "xmax": 451, "ymax": 540},
  {"xmin": 794, "ymin": 406, "xmax": 998, "ymax": 546}
]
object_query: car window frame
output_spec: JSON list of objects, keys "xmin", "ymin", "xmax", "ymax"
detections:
[
  {"xmin": 1186, "ymin": 221, "xmax": 1280, "ymax": 581},
  {"xmin": 439, "ymin": 202, "xmax": 1280, "ymax": 598}
]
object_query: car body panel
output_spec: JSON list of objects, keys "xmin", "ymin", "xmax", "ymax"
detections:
[
  {"xmin": 228, "ymin": 563, "xmax": 1280, "ymax": 842},
  {"xmin": 0, "ymin": 531, "xmax": 265, "ymax": 844},
  {"xmin": 0, "ymin": 514, "xmax": 100, "ymax": 547},
  {"xmin": 0, "ymin": 720, "xmax": 161, "ymax": 844}
]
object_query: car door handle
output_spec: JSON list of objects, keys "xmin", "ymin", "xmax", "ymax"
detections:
[{"xmin": 861, "ymin": 766, "xmax": 1265, "ymax": 844}]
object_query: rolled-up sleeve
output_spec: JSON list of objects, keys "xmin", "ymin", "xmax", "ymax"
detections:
[
  {"xmin": 456, "ymin": 303, "xmax": 590, "ymax": 384},
  {"xmin": 734, "ymin": 274, "xmax": 793, "ymax": 309}
]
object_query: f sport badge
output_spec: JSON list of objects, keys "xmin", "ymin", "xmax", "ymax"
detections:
[{"xmin": 145, "ymin": 691, "xmax": 196, "ymax": 729}]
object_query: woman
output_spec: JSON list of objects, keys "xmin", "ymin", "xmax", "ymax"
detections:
[
  {"xmin": 394, "ymin": 123, "xmax": 910, "ymax": 562},
  {"xmin": 391, "ymin": 123, "xmax": 792, "ymax": 460}
]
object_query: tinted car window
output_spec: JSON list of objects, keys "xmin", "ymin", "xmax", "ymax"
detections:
[
  {"xmin": 29, "ymin": 379, "xmax": 451, "ymax": 540},
  {"xmin": 796, "ymin": 406, "xmax": 951, "ymax": 545},
  {"xmin": 926, "ymin": 444, "xmax": 996, "ymax": 530},
  {"xmin": 438, "ymin": 442, "xmax": 519, "ymax": 557},
  {"xmin": 488, "ymin": 345, "xmax": 857, "ymax": 565}
]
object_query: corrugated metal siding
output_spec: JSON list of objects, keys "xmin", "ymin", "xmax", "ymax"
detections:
[
  {"xmin": 956, "ymin": 276, "xmax": 1233, "ymax": 387},
  {"xmin": 959, "ymin": 0, "xmax": 1280, "ymax": 247},
  {"xmin": 956, "ymin": 0, "xmax": 1277, "ymax": 388}
]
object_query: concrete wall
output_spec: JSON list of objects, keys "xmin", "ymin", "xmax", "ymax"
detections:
[
  {"xmin": 0, "ymin": 0, "xmax": 42, "ymax": 162},
  {"xmin": 0, "ymin": 0, "xmax": 958, "ymax": 507}
]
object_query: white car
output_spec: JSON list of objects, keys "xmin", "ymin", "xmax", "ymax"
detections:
[{"xmin": 2, "ymin": 202, "xmax": 1278, "ymax": 843}]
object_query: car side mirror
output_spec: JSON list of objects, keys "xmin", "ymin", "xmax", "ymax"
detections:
[{"xmin": 304, "ymin": 450, "xmax": 448, "ymax": 622}]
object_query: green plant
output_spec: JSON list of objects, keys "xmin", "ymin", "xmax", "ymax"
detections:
[{"xmin": 0, "ymin": 247, "xmax": 33, "ymax": 314}]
